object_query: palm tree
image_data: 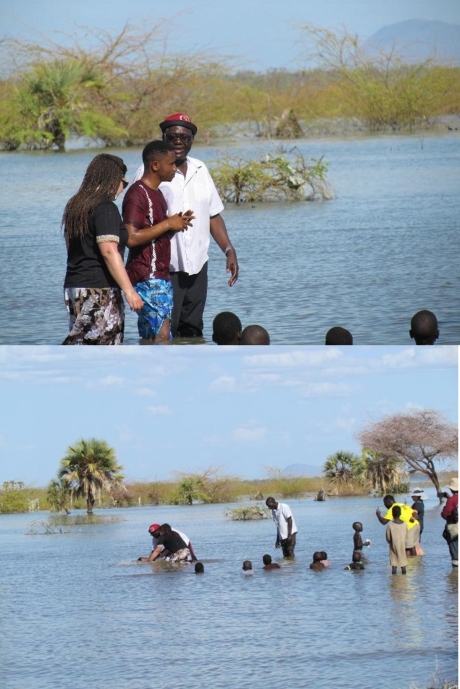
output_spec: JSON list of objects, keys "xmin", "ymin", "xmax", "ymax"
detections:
[
  {"xmin": 363, "ymin": 450, "xmax": 408, "ymax": 495},
  {"xmin": 47, "ymin": 477, "xmax": 71, "ymax": 514},
  {"xmin": 59, "ymin": 438, "xmax": 125, "ymax": 514},
  {"xmin": 323, "ymin": 451, "xmax": 366, "ymax": 488}
]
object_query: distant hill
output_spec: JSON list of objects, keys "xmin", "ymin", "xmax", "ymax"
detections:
[
  {"xmin": 282, "ymin": 463, "xmax": 323, "ymax": 477},
  {"xmin": 366, "ymin": 20, "xmax": 460, "ymax": 64}
]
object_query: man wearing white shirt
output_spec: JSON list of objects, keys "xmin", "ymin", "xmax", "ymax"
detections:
[
  {"xmin": 266, "ymin": 497, "xmax": 298, "ymax": 558},
  {"xmin": 134, "ymin": 113, "xmax": 238, "ymax": 338}
]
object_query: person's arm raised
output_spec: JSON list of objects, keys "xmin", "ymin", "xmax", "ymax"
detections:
[{"xmin": 97, "ymin": 242, "xmax": 143, "ymax": 312}]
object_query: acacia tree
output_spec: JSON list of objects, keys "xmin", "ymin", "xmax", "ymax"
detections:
[
  {"xmin": 357, "ymin": 410, "xmax": 458, "ymax": 501},
  {"xmin": 59, "ymin": 438, "xmax": 125, "ymax": 514}
]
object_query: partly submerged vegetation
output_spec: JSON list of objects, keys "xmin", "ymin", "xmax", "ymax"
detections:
[
  {"xmin": 212, "ymin": 150, "xmax": 335, "ymax": 203},
  {"xmin": 0, "ymin": 23, "xmax": 459, "ymax": 151},
  {"xmin": 225, "ymin": 505, "xmax": 270, "ymax": 521}
]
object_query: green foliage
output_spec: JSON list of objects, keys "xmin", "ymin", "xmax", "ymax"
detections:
[
  {"xmin": 58, "ymin": 438, "xmax": 125, "ymax": 514},
  {"xmin": 225, "ymin": 505, "xmax": 270, "ymax": 521},
  {"xmin": 263, "ymin": 467, "xmax": 317, "ymax": 498},
  {"xmin": 323, "ymin": 451, "xmax": 367, "ymax": 495},
  {"xmin": 362, "ymin": 450, "xmax": 409, "ymax": 496},
  {"xmin": 47, "ymin": 477, "xmax": 71, "ymax": 513},
  {"xmin": 211, "ymin": 150, "xmax": 334, "ymax": 203}
]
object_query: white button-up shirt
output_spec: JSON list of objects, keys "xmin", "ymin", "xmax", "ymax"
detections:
[
  {"xmin": 271, "ymin": 502, "xmax": 298, "ymax": 540},
  {"xmin": 134, "ymin": 156, "xmax": 224, "ymax": 275}
]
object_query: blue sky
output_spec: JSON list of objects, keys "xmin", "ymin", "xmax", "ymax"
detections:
[
  {"xmin": 2, "ymin": 0, "xmax": 460, "ymax": 70},
  {"xmin": 0, "ymin": 345, "xmax": 457, "ymax": 486}
]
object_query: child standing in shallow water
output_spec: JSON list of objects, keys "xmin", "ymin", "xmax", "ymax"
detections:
[
  {"xmin": 353, "ymin": 521, "xmax": 370, "ymax": 563},
  {"xmin": 386, "ymin": 505, "xmax": 408, "ymax": 574}
]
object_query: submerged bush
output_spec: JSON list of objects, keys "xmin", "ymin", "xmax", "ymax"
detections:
[
  {"xmin": 226, "ymin": 505, "xmax": 270, "ymax": 521},
  {"xmin": 211, "ymin": 150, "xmax": 335, "ymax": 203}
]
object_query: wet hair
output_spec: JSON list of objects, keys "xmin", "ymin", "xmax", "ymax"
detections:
[
  {"xmin": 212, "ymin": 311, "xmax": 242, "ymax": 345},
  {"xmin": 392, "ymin": 506, "xmax": 401, "ymax": 519},
  {"xmin": 325, "ymin": 327, "xmax": 353, "ymax": 345},
  {"xmin": 195, "ymin": 562, "xmax": 204, "ymax": 573},
  {"xmin": 410, "ymin": 310, "xmax": 439, "ymax": 345},
  {"xmin": 352, "ymin": 551, "xmax": 362, "ymax": 563},
  {"xmin": 320, "ymin": 551, "xmax": 327, "ymax": 560},
  {"xmin": 243, "ymin": 560, "xmax": 252, "ymax": 570},
  {"xmin": 62, "ymin": 154, "xmax": 127, "ymax": 239},
  {"xmin": 263, "ymin": 554, "xmax": 272, "ymax": 565},
  {"xmin": 353, "ymin": 522, "xmax": 363, "ymax": 531},
  {"xmin": 142, "ymin": 140, "xmax": 175, "ymax": 167},
  {"xmin": 160, "ymin": 523, "xmax": 172, "ymax": 536},
  {"xmin": 240, "ymin": 325, "xmax": 270, "ymax": 345},
  {"xmin": 313, "ymin": 552, "xmax": 322, "ymax": 563}
]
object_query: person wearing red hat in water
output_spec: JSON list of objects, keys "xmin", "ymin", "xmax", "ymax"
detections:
[
  {"xmin": 134, "ymin": 113, "xmax": 238, "ymax": 338},
  {"xmin": 138, "ymin": 523, "xmax": 197, "ymax": 561}
]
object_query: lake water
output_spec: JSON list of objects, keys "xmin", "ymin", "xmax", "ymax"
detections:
[
  {"xmin": 1, "ymin": 496, "xmax": 457, "ymax": 689},
  {"xmin": 0, "ymin": 134, "xmax": 459, "ymax": 344}
]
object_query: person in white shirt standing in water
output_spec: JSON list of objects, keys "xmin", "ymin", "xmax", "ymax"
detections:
[
  {"xmin": 134, "ymin": 113, "xmax": 238, "ymax": 338},
  {"xmin": 266, "ymin": 497, "xmax": 298, "ymax": 558}
]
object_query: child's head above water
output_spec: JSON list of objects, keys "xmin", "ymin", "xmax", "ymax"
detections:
[
  {"xmin": 352, "ymin": 522, "xmax": 363, "ymax": 532},
  {"xmin": 195, "ymin": 562, "xmax": 204, "ymax": 574},
  {"xmin": 320, "ymin": 551, "xmax": 328, "ymax": 560},
  {"xmin": 312, "ymin": 552, "xmax": 322, "ymax": 563},
  {"xmin": 242, "ymin": 560, "xmax": 252, "ymax": 571},
  {"xmin": 352, "ymin": 551, "xmax": 362, "ymax": 563},
  {"xmin": 263, "ymin": 554, "xmax": 272, "ymax": 566}
]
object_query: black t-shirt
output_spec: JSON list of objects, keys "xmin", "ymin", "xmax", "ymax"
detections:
[
  {"xmin": 64, "ymin": 201, "xmax": 128, "ymax": 289},
  {"xmin": 157, "ymin": 531, "xmax": 187, "ymax": 554},
  {"xmin": 411, "ymin": 500, "xmax": 424, "ymax": 527}
]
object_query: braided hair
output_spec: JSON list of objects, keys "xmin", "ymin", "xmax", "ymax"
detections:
[{"xmin": 62, "ymin": 154, "xmax": 127, "ymax": 239}]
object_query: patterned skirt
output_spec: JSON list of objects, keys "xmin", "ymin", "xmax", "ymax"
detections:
[
  {"xmin": 164, "ymin": 548, "xmax": 192, "ymax": 563},
  {"xmin": 63, "ymin": 287, "xmax": 125, "ymax": 345}
]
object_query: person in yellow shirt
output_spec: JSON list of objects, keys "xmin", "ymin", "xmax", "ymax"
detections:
[{"xmin": 376, "ymin": 495, "xmax": 420, "ymax": 555}]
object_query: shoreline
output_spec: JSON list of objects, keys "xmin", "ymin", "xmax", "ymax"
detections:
[{"xmin": 1, "ymin": 115, "xmax": 459, "ymax": 153}]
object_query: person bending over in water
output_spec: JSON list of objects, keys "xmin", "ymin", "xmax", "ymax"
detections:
[
  {"xmin": 149, "ymin": 524, "xmax": 192, "ymax": 563},
  {"xmin": 344, "ymin": 551, "xmax": 365, "ymax": 571},
  {"xmin": 240, "ymin": 325, "xmax": 270, "ymax": 345},
  {"xmin": 212, "ymin": 311, "xmax": 242, "ymax": 345},
  {"xmin": 386, "ymin": 506, "xmax": 408, "ymax": 575},
  {"xmin": 262, "ymin": 554, "xmax": 280, "ymax": 570},
  {"xmin": 310, "ymin": 552, "xmax": 325, "ymax": 570},
  {"xmin": 325, "ymin": 327, "xmax": 353, "ymax": 345},
  {"xmin": 195, "ymin": 562, "xmax": 204, "ymax": 574},
  {"xmin": 409, "ymin": 310, "xmax": 439, "ymax": 345},
  {"xmin": 139, "ymin": 523, "xmax": 197, "ymax": 561}
]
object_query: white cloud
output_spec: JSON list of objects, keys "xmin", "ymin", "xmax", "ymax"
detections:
[
  {"xmin": 210, "ymin": 375, "xmax": 237, "ymax": 392},
  {"xmin": 244, "ymin": 349, "xmax": 342, "ymax": 368},
  {"xmin": 301, "ymin": 382, "xmax": 356, "ymax": 398},
  {"xmin": 135, "ymin": 387, "xmax": 156, "ymax": 397},
  {"xmin": 146, "ymin": 405, "xmax": 172, "ymax": 416},
  {"xmin": 233, "ymin": 421, "xmax": 267, "ymax": 443},
  {"xmin": 381, "ymin": 346, "xmax": 457, "ymax": 369}
]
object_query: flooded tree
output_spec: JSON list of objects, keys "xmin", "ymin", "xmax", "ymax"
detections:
[
  {"xmin": 59, "ymin": 438, "xmax": 125, "ymax": 514},
  {"xmin": 357, "ymin": 410, "xmax": 458, "ymax": 501}
]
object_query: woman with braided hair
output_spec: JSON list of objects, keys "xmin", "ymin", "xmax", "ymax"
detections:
[{"xmin": 63, "ymin": 154, "xmax": 143, "ymax": 344}]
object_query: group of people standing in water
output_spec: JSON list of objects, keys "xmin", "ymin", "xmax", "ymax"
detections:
[
  {"xmin": 136, "ymin": 481, "xmax": 458, "ymax": 573},
  {"xmin": 63, "ymin": 113, "xmax": 238, "ymax": 345},
  {"xmin": 61, "ymin": 111, "xmax": 442, "ymax": 346}
]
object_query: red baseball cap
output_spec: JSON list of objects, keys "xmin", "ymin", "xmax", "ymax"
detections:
[
  {"xmin": 148, "ymin": 523, "xmax": 161, "ymax": 532},
  {"xmin": 159, "ymin": 113, "xmax": 197, "ymax": 136}
]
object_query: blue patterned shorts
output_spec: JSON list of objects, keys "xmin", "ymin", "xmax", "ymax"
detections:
[{"xmin": 134, "ymin": 278, "xmax": 173, "ymax": 340}]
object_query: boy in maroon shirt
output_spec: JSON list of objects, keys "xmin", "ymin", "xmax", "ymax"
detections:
[{"xmin": 123, "ymin": 141, "xmax": 194, "ymax": 341}]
